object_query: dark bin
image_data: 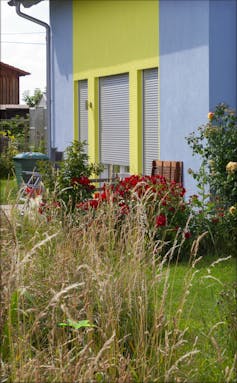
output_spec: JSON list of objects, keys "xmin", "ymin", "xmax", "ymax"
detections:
[{"xmin": 13, "ymin": 152, "xmax": 49, "ymax": 187}]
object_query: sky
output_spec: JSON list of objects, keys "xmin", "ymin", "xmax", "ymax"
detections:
[{"xmin": 1, "ymin": 0, "xmax": 49, "ymax": 102}]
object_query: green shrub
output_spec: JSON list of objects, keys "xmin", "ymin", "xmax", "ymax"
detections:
[
  {"xmin": 0, "ymin": 115, "xmax": 30, "ymax": 178},
  {"xmin": 186, "ymin": 105, "xmax": 237, "ymax": 254},
  {"xmin": 0, "ymin": 134, "xmax": 18, "ymax": 179},
  {"xmin": 38, "ymin": 140, "xmax": 104, "ymax": 210},
  {"xmin": 0, "ymin": 115, "xmax": 30, "ymax": 152}
]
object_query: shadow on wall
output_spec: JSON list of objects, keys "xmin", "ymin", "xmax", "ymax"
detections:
[
  {"xmin": 159, "ymin": 0, "xmax": 209, "ymax": 56},
  {"xmin": 50, "ymin": 0, "xmax": 72, "ymax": 78}
]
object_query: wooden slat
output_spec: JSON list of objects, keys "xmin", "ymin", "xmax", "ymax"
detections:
[{"xmin": 151, "ymin": 160, "xmax": 183, "ymax": 183}]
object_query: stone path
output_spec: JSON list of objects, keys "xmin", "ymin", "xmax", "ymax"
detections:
[{"xmin": 0, "ymin": 204, "xmax": 25, "ymax": 219}]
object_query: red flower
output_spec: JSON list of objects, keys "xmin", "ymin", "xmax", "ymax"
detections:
[
  {"xmin": 119, "ymin": 202, "xmax": 129, "ymax": 215},
  {"xmin": 71, "ymin": 177, "xmax": 80, "ymax": 185},
  {"xmin": 89, "ymin": 199, "xmax": 99, "ymax": 209},
  {"xmin": 211, "ymin": 217, "xmax": 219, "ymax": 224},
  {"xmin": 71, "ymin": 176, "xmax": 91, "ymax": 186},
  {"xmin": 184, "ymin": 231, "xmax": 191, "ymax": 239},
  {"xmin": 52, "ymin": 201, "xmax": 61, "ymax": 208},
  {"xmin": 76, "ymin": 202, "xmax": 87, "ymax": 209},
  {"xmin": 25, "ymin": 186, "xmax": 42, "ymax": 197},
  {"xmin": 25, "ymin": 186, "xmax": 33, "ymax": 195},
  {"xmin": 100, "ymin": 191, "xmax": 110, "ymax": 201},
  {"xmin": 168, "ymin": 206, "xmax": 175, "ymax": 212},
  {"xmin": 76, "ymin": 199, "xmax": 99, "ymax": 210},
  {"xmin": 155, "ymin": 214, "xmax": 167, "ymax": 227},
  {"xmin": 88, "ymin": 184, "xmax": 95, "ymax": 191}
]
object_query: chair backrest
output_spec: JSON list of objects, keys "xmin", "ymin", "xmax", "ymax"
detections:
[{"xmin": 151, "ymin": 160, "xmax": 183, "ymax": 183}]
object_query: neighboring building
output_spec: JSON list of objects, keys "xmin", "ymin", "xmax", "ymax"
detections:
[
  {"xmin": 0, "ymin": 61, "xmax": 30, "ymax": 119},
  {"xmin": 14, "ymin": 0, "xmax": 236, "ymax": 195},
  {"xmin": 0, "ymin": 61, "xmax": 30, "ymax": 104}
]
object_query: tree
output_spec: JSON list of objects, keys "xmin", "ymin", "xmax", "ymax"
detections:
[{"xmin": 23, "ymin": 88, "xmax": 43, "ymax": 107}]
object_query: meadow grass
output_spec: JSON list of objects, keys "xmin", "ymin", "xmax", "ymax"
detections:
[{"xmin": 1, "ymin": 197, "xmax": 236, "ymax": 383}]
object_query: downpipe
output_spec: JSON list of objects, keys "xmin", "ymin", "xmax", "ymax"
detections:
[{"xmin": 13, "ymin": 1, "xmax": 52, "ymax": 159}]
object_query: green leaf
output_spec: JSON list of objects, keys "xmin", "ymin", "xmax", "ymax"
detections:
[
  {"xmin": 58, "ymin": 322, "xmax": 69, "ymax": 327},
  {"xmin": 58, "ymin": 319, "xmax": 95, "ymax": 330}
]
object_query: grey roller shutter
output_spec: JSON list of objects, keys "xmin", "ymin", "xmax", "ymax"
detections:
[
  {"xmin": 143, "ymin": 68, "xmax": 159, "ymax": 175},
  {"xmin": 99, "ymin": 73, "xmax": 129, "ymax": 166},
  {"xmin": 78, "ymin": 80, "xmax": 88, "ymax": 152}
]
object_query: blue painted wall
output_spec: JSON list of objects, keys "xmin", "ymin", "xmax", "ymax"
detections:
[
  {"xmin": 209, "ymin": 0, "xmax": 237, "ymax": 111},
  {"xmin": 159, "ymin": 0, "xmax": 210, "ymax": 196},
  {"xmin": 50, "ymin": 0, "xmax": 73, "ymax": 151},
  {"xmin": 159, "ymin": 0, "xmax": 237, "ymax": 196}
]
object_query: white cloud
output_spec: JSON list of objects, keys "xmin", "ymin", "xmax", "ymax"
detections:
[{"xmin": 1, "ymin": 0, "xmax": 49, "ymax": 102}]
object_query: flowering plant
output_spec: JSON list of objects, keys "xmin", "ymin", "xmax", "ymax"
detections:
[
  {"xmin": 186, "ymin": 103, "xmax": 237, "ymax": 206},
  {"xmin": 38, "ymin": 141, "xmax": 104, "ymax": 210},
  {"xmin": 76, "ymin": 174, "xmax": 192, "ymax": 255}
]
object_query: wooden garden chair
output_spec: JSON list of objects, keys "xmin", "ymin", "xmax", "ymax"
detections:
[{"xmin": 151, "ymin": 160, "xmax": 183, "ymax": 183}]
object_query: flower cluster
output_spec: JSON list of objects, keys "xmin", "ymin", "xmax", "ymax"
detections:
[
  {"xmin": 38, "ymin": 200, "xmax": 61, "ymax": 222},
  {"xmin": 75, "ymin": 174, "xmax": 191, "ymax": 242},
  {"xmin": 71, "ymin": 176, "xmax": 96, "ymax": 191}
]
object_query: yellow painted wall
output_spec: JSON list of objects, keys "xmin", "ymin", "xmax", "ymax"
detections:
[{"xmin": 73, "ymin": 0, "xmax": 159, "ymax": 173}]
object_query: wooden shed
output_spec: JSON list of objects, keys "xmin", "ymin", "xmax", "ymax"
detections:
[{"xmin": 0, "ymin": 62, "xmax": 30, "ymax": 105}]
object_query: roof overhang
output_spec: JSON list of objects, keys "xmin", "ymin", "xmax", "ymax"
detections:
[
  {"xmin": 0, "ymin": 62, "xmax": 30, "ymax": 76},
  {"xmin": 8, "ymin": 0, "xmax": 43, "ymax": 8}
]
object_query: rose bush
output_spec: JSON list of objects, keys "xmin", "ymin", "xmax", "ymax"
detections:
[
  {"xmin": 188, "ymin": 194, "xmax": 237, "ymax": 254},
  {"xmin": 186, "ymin": 103, "xmax": 237, "ymax": 206},
  {"xmin": 37, "ymin": 171, "xmax": 236, "ymax": 257},
  {"xmin": 75, "ymin": 174, "xmax": 193, "ymax": 257}
]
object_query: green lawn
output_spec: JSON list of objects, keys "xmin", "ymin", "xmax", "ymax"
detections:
[
  {"xmin": 0, "ymin": 177, "xmax": 18, "ymax": 204},
  {"xmin": 166, "ymin": 255, "xmax": 237, "ymax": 382}
]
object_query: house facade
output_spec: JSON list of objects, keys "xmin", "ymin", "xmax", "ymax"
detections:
[{"xmin": 49, "ymin": 0, "xmax": 236, "ymax": 194}]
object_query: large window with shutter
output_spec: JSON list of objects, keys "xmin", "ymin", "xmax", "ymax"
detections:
[
  {"xmin": 143, "ymin": 68, "xmax": 159, "ymax": 175},
  {"xmin": 99, "ymin": 73, "xmax": 129, "ymax": 175},
  {"xmin": 78, "ymin": 79, "xmax": 88, "ymax": 152}
]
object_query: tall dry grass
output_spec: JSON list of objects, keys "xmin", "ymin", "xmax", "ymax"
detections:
[{"xmin": 0, "ymin": 200, "xmax": 236, "ymax": 383}]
